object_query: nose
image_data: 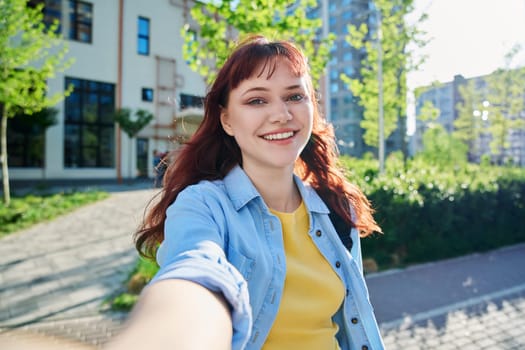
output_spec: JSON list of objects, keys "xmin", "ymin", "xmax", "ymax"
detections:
[{"xmin": 269, "ymin": 101, "xmax": 292, "ymax": 124}]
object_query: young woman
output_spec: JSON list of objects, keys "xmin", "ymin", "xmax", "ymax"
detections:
[{"xmin": 106, "ymin": 35, "xmax": 385, "ymax": 350}]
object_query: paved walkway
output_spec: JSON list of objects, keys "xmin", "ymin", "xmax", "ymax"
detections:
[
  {"xmin": 0, "ymin": 184, "xmax": 524, "ymax": 349},
  {"xmin": 371, "ymin": 244, "xmax": 525, "ymax": 349},
  {"xmin": 0, "ymin": 183, "xmax": 159, "ymax": 348}
]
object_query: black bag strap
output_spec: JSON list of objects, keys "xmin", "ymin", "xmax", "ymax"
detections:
[{"xmin": 328, "ymin": 210, "xmax": 353, "ymax": 251}]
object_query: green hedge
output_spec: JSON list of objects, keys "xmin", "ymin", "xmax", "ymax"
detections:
[{"xmin": 340, "ymin": 155, "xmax": 525, "ymax": 269}]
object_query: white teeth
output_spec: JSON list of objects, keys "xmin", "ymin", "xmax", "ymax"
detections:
[{"xmin": 263, "ymin": 132, "xmax": 294, "ymax": 140}]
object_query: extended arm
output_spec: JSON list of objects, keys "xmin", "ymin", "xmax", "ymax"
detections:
[{"xmin": 104, "ymin": 279, "xmax": 233, "ymax": 350}]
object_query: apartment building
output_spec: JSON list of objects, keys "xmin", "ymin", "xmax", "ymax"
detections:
[
  {"xmin": 8, "ymin": 0, "xmax": 206, "ymax": 182},
  {"xmin": 414, "ymin": 74, "xmax": 525, "ymax": 166}
]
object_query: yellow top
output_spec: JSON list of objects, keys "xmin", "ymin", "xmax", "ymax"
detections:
[{"xmin": 264, "ymin": 201, "xmax": 344, "ymax": 349}]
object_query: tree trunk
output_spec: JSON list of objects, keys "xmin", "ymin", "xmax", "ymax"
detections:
[{"xmin": 1, "ymin": 111, "xmax": 11, "ymax": 206}]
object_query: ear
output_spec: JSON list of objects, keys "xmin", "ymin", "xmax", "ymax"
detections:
[{"xmin": 220, "ymin": 108, "xmax": 234, "ymax": 136}]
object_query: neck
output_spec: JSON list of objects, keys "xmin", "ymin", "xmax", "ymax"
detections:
[{"xmin": 243, "ymin": 164, "xmax": 301, "ymax": 213}]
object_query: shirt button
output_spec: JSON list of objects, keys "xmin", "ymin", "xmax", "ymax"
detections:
[
  {"xmin": 362, "ymin": 346, "xmax": 369, "ymax": 350},
  {"xmin": 335, "ymin": 261, "xmax": 341, "ymax": 268},
  {"xmin": 315, "ymin": 230, "xmax": 322, "ymax": 237},
  {"xmin": 351, "ymin": 317, "xmax": 358, "ymax": 324}
]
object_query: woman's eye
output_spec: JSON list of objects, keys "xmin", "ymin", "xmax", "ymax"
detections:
[
  {"xmin": 247, "ymin": 98, "xmax": 265, "ymax": 105},
  {"xmin": 289, "ymin": 94, "xmax": 304, "ymax": 102}
]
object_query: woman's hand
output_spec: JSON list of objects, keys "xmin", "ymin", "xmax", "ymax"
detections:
[{"xmin": 104, "ymin": 279, "xmax": 233, "ymax": 350}]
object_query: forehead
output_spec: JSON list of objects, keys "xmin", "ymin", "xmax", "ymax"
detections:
[
  {"xmin": 252, "ymin": 56, "xmax": 302, "ymax": 79},
  {"xmin": 236, "ymin": 59, "xmax": 307, "ymax": 90}
]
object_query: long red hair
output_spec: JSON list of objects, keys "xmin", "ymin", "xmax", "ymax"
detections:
[{"xmin": 135, "ymin": 35, "xmax": 380, "ymax": 259}]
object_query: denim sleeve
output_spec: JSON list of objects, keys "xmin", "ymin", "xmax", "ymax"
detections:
[{"xmin": 149, "ymin": 186, "xmax": 252, "ymax": 350}]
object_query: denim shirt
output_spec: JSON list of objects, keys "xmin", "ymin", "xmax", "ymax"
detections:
[{"xmin": 150, "ymin": 165, "xmax": 385, "ymax": 350}]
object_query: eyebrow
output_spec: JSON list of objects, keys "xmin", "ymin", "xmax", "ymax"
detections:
[{"xmin": 241, "ymin": 84, "xmax": 303, "ymax": 97}]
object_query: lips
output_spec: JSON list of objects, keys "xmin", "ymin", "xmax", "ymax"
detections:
[{"xmin": 262, "ymin": 131, "xmax": 295, "ymax": 141}]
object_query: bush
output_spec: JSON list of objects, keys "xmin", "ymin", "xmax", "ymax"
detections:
[{"xmin": 340, "ymin": 156, "xmax": 525, "ymax": 269}]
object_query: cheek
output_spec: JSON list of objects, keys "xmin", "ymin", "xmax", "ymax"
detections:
[{"xmin": 294, "ymin": 104, "xmax": 314, "ymax": 124}]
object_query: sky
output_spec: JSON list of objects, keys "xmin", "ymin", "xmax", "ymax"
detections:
[{"xmin": 407, "ymin": 0, "xmax": 525, "ymax": 90}]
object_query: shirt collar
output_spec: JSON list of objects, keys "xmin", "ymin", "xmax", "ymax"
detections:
[{"xmin": 223, "ymin": 165, "xmax": 329, "ymax": 214}]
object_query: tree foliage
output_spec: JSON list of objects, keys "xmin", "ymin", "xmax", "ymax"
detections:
[
  {"xmin": 417, "ymin": 124, "xmax": 467, "ymax": 168},
  {"xmin": 0, "ymin": 0, "xmax": 73, "ymax": 205},
  {"xmin": 454, "ymin": 79, "xmax": 485, "ymax": 160},
  {"xmin": 181, "ymin": 0, "xmax": 335, "ymax": 87},
  {"xmin": 114, "ymin": 108, "xmax": 154, "ymax": 179},
  {"xmin": 342, "ymin": 0, "xmax": 427, "ymax": 150},
  {"xmin": 417, "ymin": 99, "xmax": 440, "ymax": 122},
  {"xmin": 114, "ymin": 108, "xmax": 154, "ymax": 139},
  {"xmin": 483, "ymin": 46, "xmax": 525, "ymax": 164}
]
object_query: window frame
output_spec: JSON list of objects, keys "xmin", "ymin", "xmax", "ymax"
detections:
[
  {"xmin": 68, "ymin": 0, "xmax": 93, "ymax": 43},
  {"xmin": 137, "ymin": 16, "xmax": 150, "ymax": 56},
  {"xmin": 142, "ymin": 87, "xmax": 154, "ymax": 102},
  {"xmin": 64, "ymin": 77, "xmax": 116, "ymax": 168},
  {"xmin": 179, "ymin": 93, "xmax": 204, "ymax": 110}
]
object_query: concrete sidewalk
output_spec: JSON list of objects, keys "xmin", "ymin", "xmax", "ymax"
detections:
[
  {"xmin": 0, "ymin": 185, "xmax": 159, "ymax": 348},
  {"xmin": 1, "ymin": 185, "xmax": 524, "ymax": 349}
]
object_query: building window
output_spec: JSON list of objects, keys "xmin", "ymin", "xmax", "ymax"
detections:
[
  {"xmin": 329, "ymin": 17, "xmax": 337, "ymax": 32},
  {"xmin": 331, "ymin": 97, "xmax": 338, "ymax": 110},
  {"xmin": 343, "ymin": 52, "xmax": 353, "ymax": 61},
  {"xmin": 142, "ymin": 88, "xmax": 154, "ymax": 102},
  {"xmin": 180, "ymin": 93, "xmax": 204, "ymax": 109},
  {"xmin": 68, "ymin": 0, "xmax": 93, "ymax": 43},
  {"xmin": 138, "ymin": 16, "xmax": 150, "ymax": 55},
  {"xmin": 28, "ymin": 0, "xmax": 62, "ymax": 31},
  {"xmin": 343, "ymin": 66, "xmax": 354, "ymax": 77},
  {"xmin": 64, "ymin": 77, "xmax": 115, "ymax": 168},
  {"xmin": 331, "ymin": 82, "xmax": 339, "ymax": 93},
  {"xmin": 6, "ymin": 111, "xmax": 53, "ymax": 168}
]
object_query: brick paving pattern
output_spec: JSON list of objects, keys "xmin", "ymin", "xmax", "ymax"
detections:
[{"xmin": 382, "ymin": 291, "xmax": 525, "ymax": 350}]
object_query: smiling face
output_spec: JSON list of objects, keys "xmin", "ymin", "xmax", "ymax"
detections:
[{"xmin": 220, "ymin": 58, "xmax": 314, "ymax": 175}]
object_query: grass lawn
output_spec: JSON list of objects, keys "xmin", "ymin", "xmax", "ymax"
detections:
[{"xmin": 0, "ymin": 191, "xmax": 109, "ymax": 237}]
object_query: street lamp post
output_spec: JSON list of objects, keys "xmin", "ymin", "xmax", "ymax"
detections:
[{"xmin": 376, "ymin": 6, "xmax": 385, "ymax": 174}]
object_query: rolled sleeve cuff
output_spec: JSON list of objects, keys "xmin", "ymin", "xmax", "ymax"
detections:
[{"xmin": 150, "ymin": 255, "xmax": 252, "ymax": 350}]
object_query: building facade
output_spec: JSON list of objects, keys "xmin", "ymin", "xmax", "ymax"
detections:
[
  {"xmin": 414, "ymin": 74, "xmax": 525, "ymax": 166},
  {"xmin": 8, "ymin": 0, "xmax": 206, "ymax": 182}
]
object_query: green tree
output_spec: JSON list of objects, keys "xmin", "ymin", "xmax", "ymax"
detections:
[
  {"xmin": 181, "ymin": 0, "xmax": 335, "ymax": 87},
  {"xmin": 483, "ymin": 46, "xmax": 525, "ymax": 165},
  {"xmin": 0, "ymin": 0, "xmax": 72, "ymax": 205},
  {"xmin": 417, "ymin": 124, "xmax": 467, "ymax": 168},
  {"xmin": 454, "ymin": 79, "xmax": 486, "ymax": 161},
  {"xmin": 342, "ymin": 0, "xmax": 427, "ymax": 158},
  {"xmin": 114, "ymin": 108, "xmax": 154, "ymax": 179},
  {"xmin": 417, "ymin": 99, "xmax": 440, "ymax": 123}
]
